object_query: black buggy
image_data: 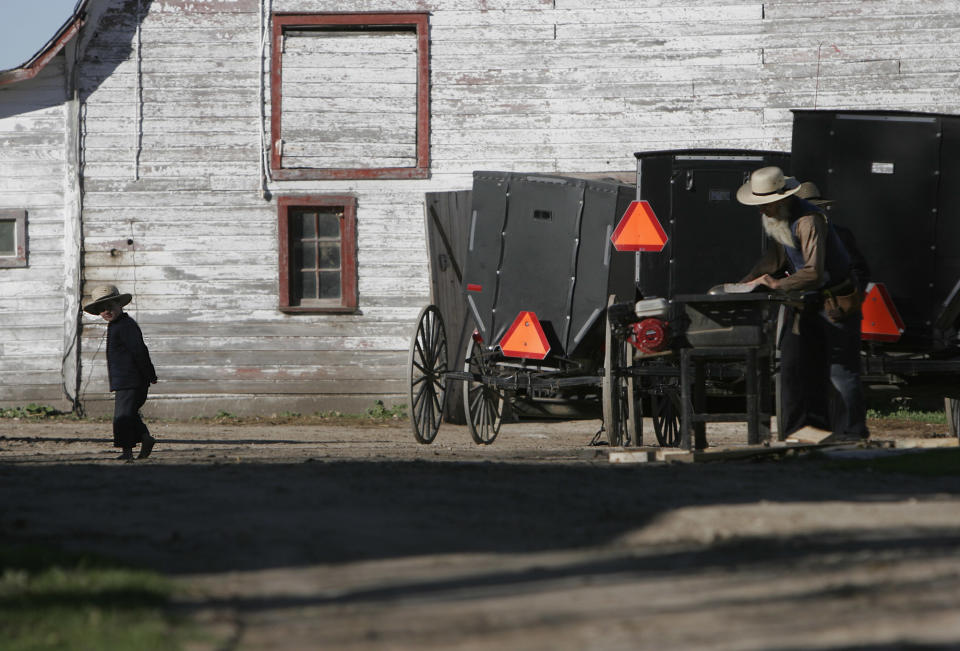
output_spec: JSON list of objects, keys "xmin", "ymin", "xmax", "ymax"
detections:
[
  {"xmin": 791, "ymin": 109, "xmax": 960, "ymax": 439},
  {"xmin": 410, "ymin": 111, "xmax": 960, "ymax": 449},
  {"xmin": 408, "ymin": 171, "xmax": 636, "ymax": 446},
  {"xmin": 409, "ymin": 156, "xmax": 790, "ymax": 450}
]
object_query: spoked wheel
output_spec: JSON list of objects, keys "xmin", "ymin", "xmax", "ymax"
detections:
[
  {"xmin": 463, "ymin": 334, "xmax": 504, "ymax": 445},
  {"xmin": 408, "ymin": 305, "xmax": 448, "ymax": 444},
  {"xmin": 651, "ymin": 385, "xmax": 682, "ymax": 447},
  {"xmin": 602, "ymin": 295, "xmax": 641, "ymax": 447}
]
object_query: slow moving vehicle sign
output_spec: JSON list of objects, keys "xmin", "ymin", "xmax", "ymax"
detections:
[
  {"xmin": 861, "ymin": 282, "xmax": 905, "ymax": 342},
  {"xmin": 499, "ymin": 311, "xmax": 550, "ymax": 360},
  {"xmin": 611, "ymin": 200, "xmax": 668, "ymax": 252}
]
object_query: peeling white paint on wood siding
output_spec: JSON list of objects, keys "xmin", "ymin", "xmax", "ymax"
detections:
[
  {"xmin": 0, "ymin": 58, "xmax": 69, "ymax": 407},
  {"xmin": 3, "ymin": 0, "xmax": 960, "ymax": 414}
]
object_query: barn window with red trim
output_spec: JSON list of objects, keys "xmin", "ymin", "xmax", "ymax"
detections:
[
  {"xmin": 270, "ymin": 13, "xmax": 430, "ymax": 180},
  {"xmin": 278, "ymin": 196, "xmax": 357, "ymax": 313}
]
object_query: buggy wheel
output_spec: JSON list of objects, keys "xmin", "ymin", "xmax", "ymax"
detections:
[
  {"xmin": 602, "ymin": 296, "xmax": 641, "ymax": 447},
  {"xmin": 651, "ymin": 386, "xmax": 682, "ymax": 447},
  {"xmin": 408, "ymin": 305, "xmax": 448, "ymax": 445},
  {"xmin": 463, "ymin": 335, "xmax": 504, "ymax": 445},
  {"xmin": 946, "ymin": 398, "xmax": 960, "ymax": 443}
]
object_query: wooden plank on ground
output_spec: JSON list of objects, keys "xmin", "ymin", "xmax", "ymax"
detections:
[{"xmin": 893, "ymin": 437, "xmax": 959, "ymax": 449}]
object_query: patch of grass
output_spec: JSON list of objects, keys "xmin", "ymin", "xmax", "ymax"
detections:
[
  {"xmin": 866, "ymin": 407, "xmax": 947, "ymax": 424},
  {"xmin": 866, "ymin": 396, "xmax": 947, "ymax": 424},
  {"xmin": 0, "ymin": 545, "xmax": 203, "ymax": 650},
  {"xmin": 0, "ymin": 404, "xmax": 64, "ymax": 420},
  {"xmin": 827, "ymin": 448, "xmax": 960, "ymax": 476}
]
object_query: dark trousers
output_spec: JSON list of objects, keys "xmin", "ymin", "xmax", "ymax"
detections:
[
  {"xmin": 828, "ymin": 314, "xmax": 869, "ymax": 437},
  {"xmin": 113, "ymin": 386, "xmax": 150, "ymax": 449},
  {"xmin": 780, "ymin": 307, "xmax": 866, "ymax": 437},
  {"xmin": 780, "ymin": 307, "xmax": 831, "ymax": 436}
]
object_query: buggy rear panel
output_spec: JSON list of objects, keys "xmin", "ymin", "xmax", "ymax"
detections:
[
  {"xmin": 634, "ymin": 149, "xmax": 792, "ymax": 299},
  {"xmin": 792, "ymin": 110, "xmax": 960, "ymax": 348},
  {"xmin": 463, "ymin": 172, "xmax": 636, "ymax": 359}
]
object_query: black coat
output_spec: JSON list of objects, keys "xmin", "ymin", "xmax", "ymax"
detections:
[{"xmin": 107, "ymin": 313, "xmax": 157, "ymax": 391}]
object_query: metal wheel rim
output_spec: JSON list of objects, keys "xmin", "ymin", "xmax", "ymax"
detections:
[
  {"xmin": 463, "ymin": 336, "xmax": 503, "ymax": 445},
  {"xmin": 602, "ymin": 295, "xmax": 622, "ymax": 446},
  {"xmin": 652, "ymin": 388, "xmax": 682, "ymax": 447},
  {"xmin": 408, "ymin": 305, "xmax": 448, "ymax": 444},
  {"xmin": 602, "ymin": 296, "xmax": 640, "ymax": 447}
]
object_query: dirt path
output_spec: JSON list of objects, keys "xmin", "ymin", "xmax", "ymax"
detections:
[{"xmin": 2, "ymin": 417, "xmax": 959, "ymax": 650}]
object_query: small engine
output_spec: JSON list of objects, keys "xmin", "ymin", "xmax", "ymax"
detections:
[{"xmin": 628, "ymin": 318, "xmax": 668, "ymax": 353}]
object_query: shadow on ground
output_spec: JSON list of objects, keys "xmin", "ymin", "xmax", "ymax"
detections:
[{"xmin": 2, "ymin": 457, "xmax": 959, "ymax": 575}]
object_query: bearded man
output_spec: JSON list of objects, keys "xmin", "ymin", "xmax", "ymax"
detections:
[{"xmin": 736, "ymin": 167, "xmax": 862, "ymax": 442}]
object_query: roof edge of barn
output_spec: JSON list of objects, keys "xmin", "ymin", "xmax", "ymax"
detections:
[{"xmin": 0, "ymin": 0, "xmax": 89, "ymax": 87}]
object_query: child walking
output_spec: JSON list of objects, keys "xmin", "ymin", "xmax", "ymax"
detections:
[{"xmin": 84, "ymin": 285, "xmax": 158, "ymax": 461}]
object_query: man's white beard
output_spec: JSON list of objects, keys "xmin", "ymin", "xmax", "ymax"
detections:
[{"xmin": 762, "ymin": 206, "xmax": 794, "ymax": 248}]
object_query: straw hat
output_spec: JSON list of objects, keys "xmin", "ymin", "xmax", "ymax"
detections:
[
  {"xmin": 796, "ymin": 181, "xmax": 834, "ymax": 206},
  {"xmin": 84, "ymin": 284, "xmax": 132, "ymax": 315},
  {"xmin": 736, "ymin": 166, "xmax": 802, "ymax": 206}
]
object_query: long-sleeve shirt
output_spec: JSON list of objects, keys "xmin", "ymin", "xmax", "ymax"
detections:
[
  {"xmin": 106, "ymin": 313, "xmax": 157, "ymax": 391},
  {"xmin": 739, "ymin": 212, "xmax": 829, "ymax": 292}
]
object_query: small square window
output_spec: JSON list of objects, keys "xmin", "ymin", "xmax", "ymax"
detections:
[
  {"xmin": 0, "ymin": 210, "xmax": 27, "ymax": 268},
  {"xmin": 279, "ymin": 196, "xmax": 357, "ymax": 313}
]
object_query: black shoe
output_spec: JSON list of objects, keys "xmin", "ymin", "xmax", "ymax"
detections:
[
  {"xmin": 820, "ymin": 431, "xmax": 864, "ymax": 445},
  {"xmin": 138, "ymin": 435, "xmax": 155, "ymax": 459},
  {"xmin": 117, "ymin": 449, "xmax": 134, "ymax": 461}
]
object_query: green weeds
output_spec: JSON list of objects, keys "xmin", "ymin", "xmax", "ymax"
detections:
[
  {"xmin": 0, "ymin": 545, "xmax": 205, "ymax": 651},
  {"xmin": 365, "ymin": 400, "xmax": 407, "ymax": 420},
  {"xmin": 0, "ymin": 404, "xmax": 63, "ymax": 420}
]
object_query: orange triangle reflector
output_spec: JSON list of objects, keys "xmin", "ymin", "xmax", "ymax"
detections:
[
  {"xmin": 499, "ymin": 311, "xmax": 550, "ymax": 360},
  {"xmin": 611, "ymin": 200, "xmax": 668, "ymax": 252},
  {"xmin": 861, "ymin": 282, "xmax": 905, "ymax": 342}
]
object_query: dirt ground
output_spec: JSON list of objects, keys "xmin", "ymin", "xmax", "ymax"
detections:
[{"xmin": 2, "ymin": 415, "xmax": 960, "ymax": 650}]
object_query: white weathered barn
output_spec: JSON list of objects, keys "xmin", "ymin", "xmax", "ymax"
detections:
[{"xmin": 2, "ymin": 0, "xmax": 960, "ymax": 417}]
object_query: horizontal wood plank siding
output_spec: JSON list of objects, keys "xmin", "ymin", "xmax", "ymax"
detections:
[
  {"xmin": 3, "ymin": 0, "xmax": 960, "ymax": 415},
  {"xmin": 280, "ymin": 29, "xmax": 419, "ymax": 169},
  {"xmin": 0, "ymin": 59, "xmax": 68, "ymax": 406}
]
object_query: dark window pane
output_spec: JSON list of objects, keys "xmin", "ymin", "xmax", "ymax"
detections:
[
  {"xmin": 319, "ymin": 245, "xmax": 340, "ymax": 269},
  {"xmin": 292, "ymin": 268, "xmax": 302, "ymax": 302},
  {"xmin": 319, "ymin": 271, "xmax": 341, "ymax": 299},
  {"xmin": 0, "ymin": 221, "xmax": 14, "ymax": 255},
  {"xmin": 301, "ymin": 241, "xmax": 317, "ymax": 269},
  {"xmin": 290, "ymin": 212, "xmax": 302, "ymax": 239},
  {"xmin": 317, "ymin": 211, "xmax": 340, "ymax": 238},
  {"xmin": 301, "ymin": 271, "xmax": 317, "ymax": 298},
  {"xmin": 300, "ymin": 212, "xmax": 317, "ymax": 238}
]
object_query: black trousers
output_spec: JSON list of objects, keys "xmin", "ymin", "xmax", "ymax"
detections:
[
  {"xmin": 828, "ymin": 312, "xmax": 869, "ymax": 437},
  {"xmin": 113, "ymin": 386, "xmax": 150, "ymax": 449},
  {"xmin": 779, "ymin": 307, "xmax": 864, "ymax": 437}
]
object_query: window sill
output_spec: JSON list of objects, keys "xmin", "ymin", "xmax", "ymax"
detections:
[
  {"xmin": 279, "ymin": 306, "xmax": 359, "ymax": 315},
  {"xmin": 270, "ymin": 167, "xmax": 430, "ymax": 181}
]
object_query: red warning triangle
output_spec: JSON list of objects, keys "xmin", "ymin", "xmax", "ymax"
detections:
[
  {"xmin": 499, "ymin": 311, "xmax": 550, "ymax": 360},
  {"xmin": 611, "ymin": 200, "xmax": 668, "ymax": 252},
  {"xmin": 861, "ymin": 282, "xmax": 905, "ymax": 342}
]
